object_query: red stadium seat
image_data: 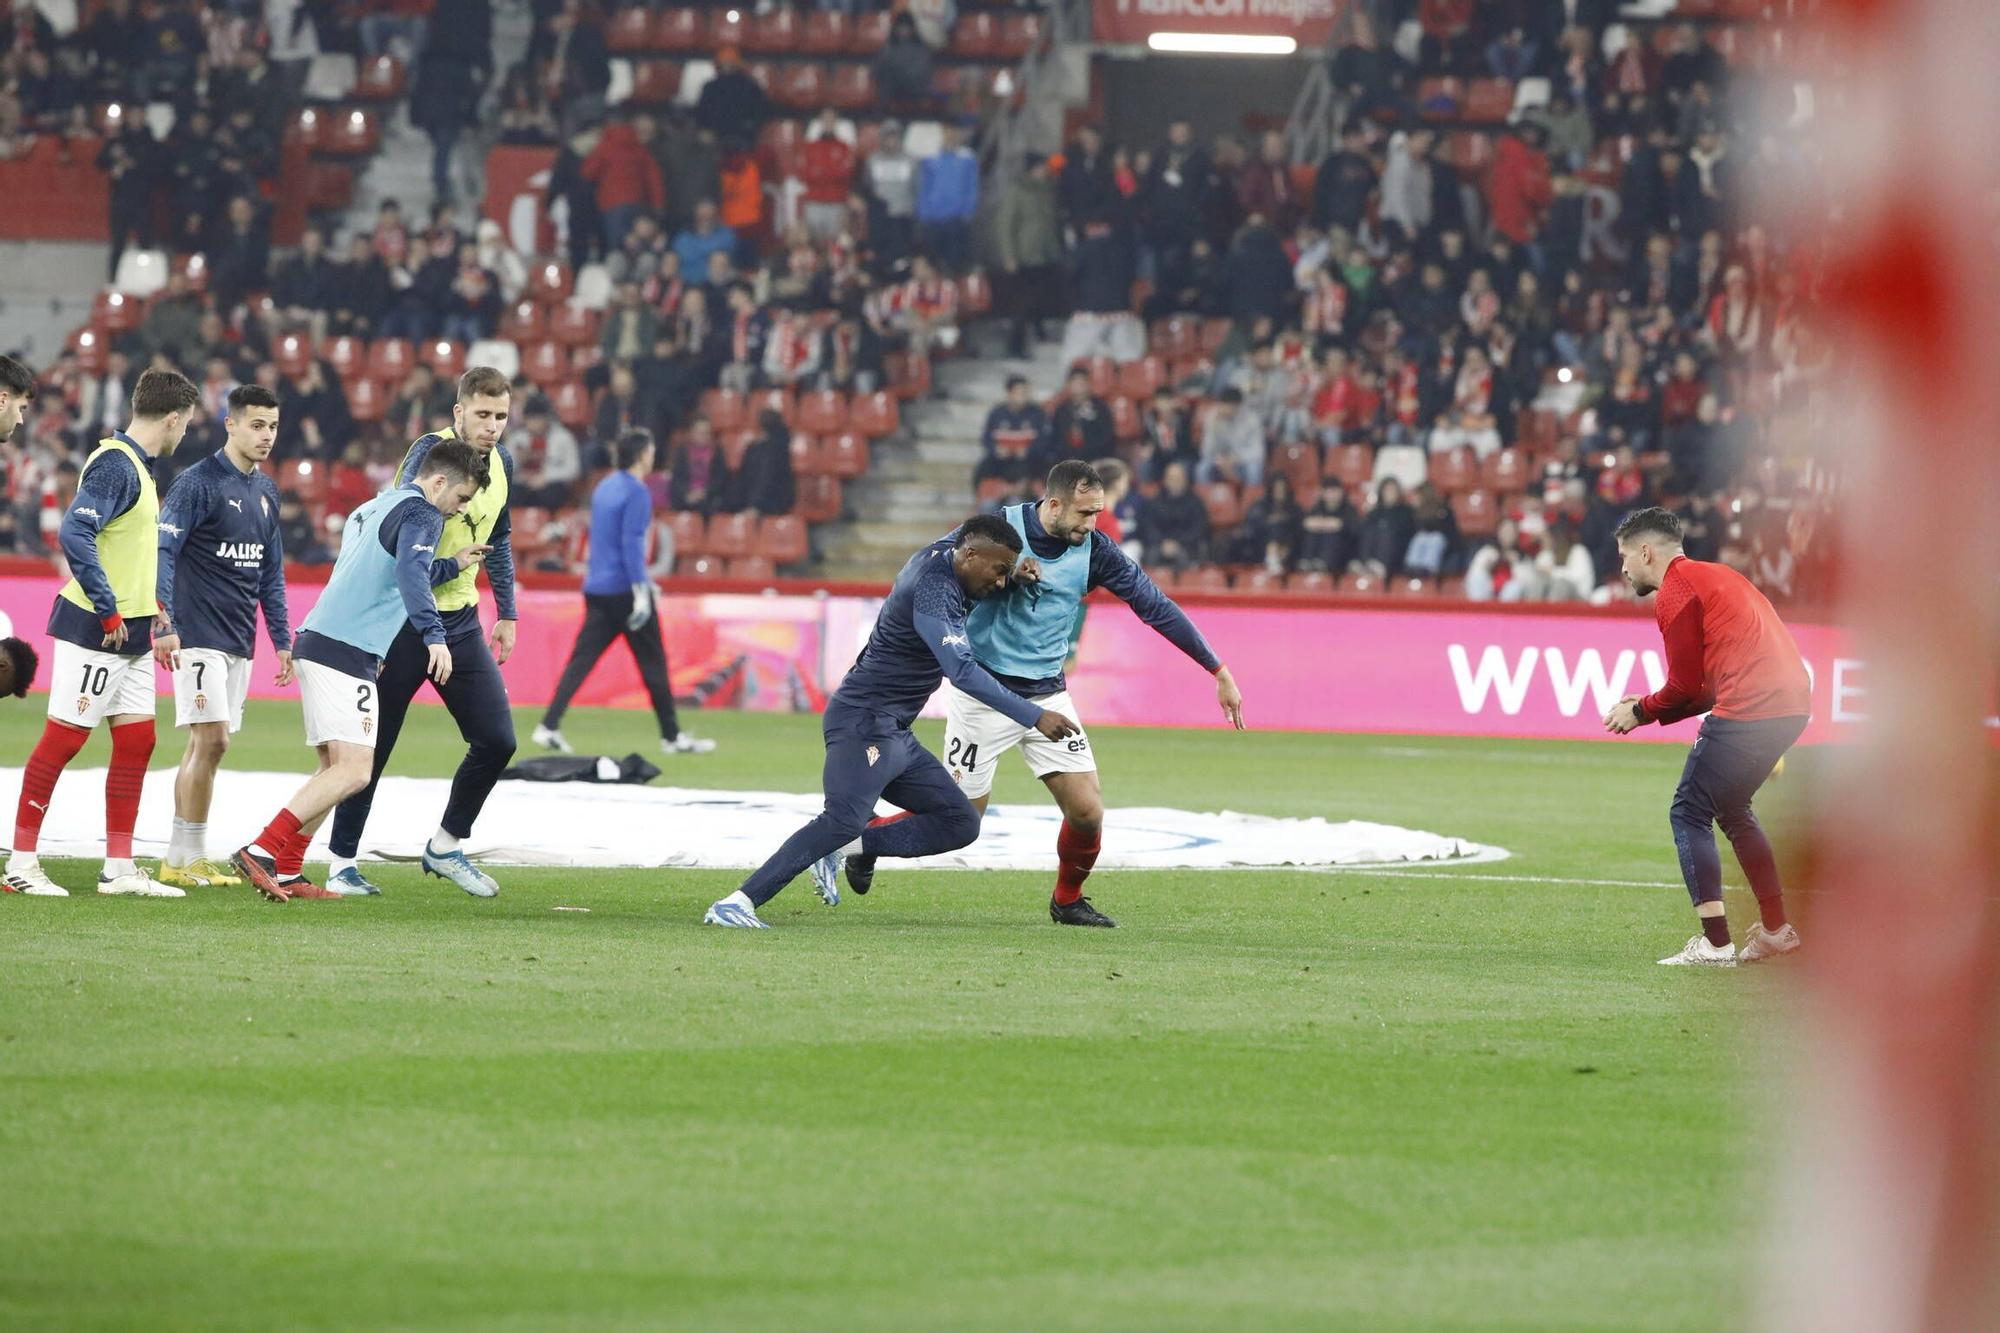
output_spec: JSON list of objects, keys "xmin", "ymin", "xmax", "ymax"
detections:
[
  {"xmin": 1464, "ymin": 78, "xmax": 1515, "ymax": 121},
  {"xmin": 756, "ymin": 514, "xmax": 809, "ymax": 564},
  {"xmin": 728, "ymin": 555, "xmax": 777, "ymax": 582},
  {"xmin": 823, "ymin": 431, "xmax": 869, "ymax": 479},
  {"xmin": 975, "ymin": 478, "xmax": 1015, "ymax": 508},
  {"xmin": 1417, "ymin": 76, "xmax": 1463, "ymax": 119},
  {"xmin": 91, "ymin": 289, "xmax": 141, "ymax": 334},
  {"xmin": 630, "ymin": 61, "xmax": 681, "ymax": 106},
  {"xmin": 1198, "ymin": 318, "xmax": 1232, "ymax": 354},
  {"xmin": 179, "ymin": 252, "xmax": 210, "ymax": 291},
  {"xmin": 747, "ymin": 387, "xmax": 794, "ymax": 426},
  {"xmin": 355, "ymin": 55, "xmax": 406, "ymax": 99},
  {"xmin": 499, "ymin": 300, "xmax": 545, "ymax": 342},
  {"xmin": 528, "ymin": 260, "xmax": 574, "ymax": 305},
  {"xmin": 772, "ymin": 63, "xmax": 826, "ymax": 110},
  {"xmin": 657, "ymin": 8, "xmax": 703, "ymax": 51},
  {"xmin": 323, "ymin": 108, "xmax": 382, "ymax": 156},
  {"xmin": 1237, "ymin": 569, "xmax": 1284, "ymax": 594},
  {"xmin": 1343, "ymin": 571, "xmax": 1389, "ymax": 596},
  {"xmin": 425, "ymin": 338, "xmax": 466, "ymax": 379},
  {"xmin": 1181, "ymin": 566, "xmax": 1231, "ymax": 593},
  {"xmin": 849, "ymin": 11, "xmax": 890, "ymax": 52},
  {"xmin": 795, "ymin": 475, "xmax": 842, "ymax": 523},
  {"xmin": 718, "ymin": 429, "xmax": 755, "ymax": 471},
  {"xmin": 827, "ymin": 63, "xmax": 875, "ymax": 111},
  {"xmin": 288, "ymin": 106, "xmax": 327, "ymax": 151},
  {"xmin": 1077, "ymin": 355, "xmax": 1117, "ymax": 398},
  {"xmin": 367, "ymin": 338, "xmax": 415, "ymax": 381},
  {"xmin": 848, "ymin": 390, "xmax": 899, "ymax": 438},
  {"xmin": 745, "ymin": 61, "xmax": 778, "ymax": 94},
  {"xmin": 884, "ymin": 351, "xmax": 930, "ymax": 400},
  {"xmin": 1149, "ymin": 315, "xmax": 1199, "ymax": 357},
  {"xmin": 550, "ymin": 379, "xmax": 593, "ymax": 430},
  {"xmin": 1393, "ymin": 576, "xmax": 1442, "ymax": 597},
  {"xmin": 305, "ymin": 161, "xmax": 356, "ymax": 211},
  {"xmin": 607, "ymin": 8, "xmax": 656, "ymax": 53},
  {"xmin": 1482, "ymin": 447, "xmax": 1531, "ymax": 494},
  {"xmin": 958, "ymin": 272, "xmax": 992, "ymax": 316},
  {"xmin": 785, "ymin": 431, "xmax": 827, "ymax": 475},
  {"xmin": 996, "ymin": 12, "xmax": 1043, "ymax": 59},
  {"xmin": 322, "ymin": 334, "xmax": 366, "ymax": 381},
  {"xmin": 1428, "ymin": 445, "xmax": 1481, "ymax": 495},
  {"xmin": 1146, "ymin": 564, "xmax": 1178, "ymax": 589},
  {"xmin": 1272, "ymin": 443, "xmax": 1320, "ymax": 499},
  {"xmin": 708, "ymin": 9, "xmax": 748, "ymax": 49},
  {"xmin": 1116, "ymin": 357, "xmax": 1165, "ymax": 401},
  {"xmin": 948, "ymin": 13, "xmax": 998, "ymax": 59},
  {"xmin": 1325, "ymin": 442, "xmax": 1375, "ymax": 490},
  {"xmin": 520, "ymin": 339, "xmax": 571, "ymax": 388},
  {"xmin": 700, "ymin": 388, "xmax": 748, "ymax": 433},
  {"xmin": 756, "ymin": 118, "xmax": 803, "ymax": 175},
  {"xmin": 744, "ymin": 8, "xmax": 799, "ymax": 53},
  {"xmin": 549, "ymin": 304, "xmax": 600, "ymax": 347},
  {"xmin": 69, "ymin": 327, "xmax": 107, "ymax": 374},
  {"xmin": 344, "ymin": 377, "xmax": 387, "ymax": 422},
  {"xmin": 794, "ymin": 389, "xmax": 847, "ymax": 435},
  {"xmin": 669, "ymin": 510, "xmax": 708, "ymax": 556},
  {"xmin": 273, "ymin": 331, "xmax": 313, "ymax": 380},
  {"xmin": 801, "ymin": 10, "xmax": 848, "ymax": 54},
  {"xmin": 278, "ymin": 458, "xmax": 331, "ymax": 504},
  {"xmin": 1452, "ymin": 489, "xmax": 1499, "ymax": 537},
  {"xmin": 1286, "ymin": 571, "xmax": 1336, "ymax": 595},
  {"xmin": 1197, "ymin": 482, "xmax": 1242, "ymax": 531}
]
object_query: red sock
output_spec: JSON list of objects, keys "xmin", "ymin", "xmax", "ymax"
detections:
[
  {"xmin": 1054, "ymin": 820, "xmax": 1101, "ymax": 905},
  {"xmin": 866, "ymin": 811, "xmax": 915, "ymax": 830},
  {"xmin": 105, "ymin": 719, "xmax": 155, "ymax": 860},
  {"xmin": 255, "ymin": 809, "xmax": 303, "ymax": 861},
  {"xmin": 13, "ymin": 720, "xmax": 90, "ymax": 852},
  {"xmin": 277, "ymin": 824, "xmax": 314, "ymax": 878}
]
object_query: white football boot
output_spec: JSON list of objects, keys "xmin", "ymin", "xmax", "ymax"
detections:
[
  {"xmin": 1658, "ymin": 934, "xmax": 1736, "ymax": 967},
  {"xmin": 1737, "ymin": 923, "xmax": 1802, "ymax": 965}
]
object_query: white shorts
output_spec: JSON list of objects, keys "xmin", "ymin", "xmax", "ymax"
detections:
[
  {"xmin": 47, "ymin": 638, "xmax": 155, "ymax": 728},
  {"xmin": 172, "ymin": 648, "xmax": 252, "ymax": 733},
  {"xmin": 941, "ymin": 683, "xmax": 1094, "ymax": 799},
  {"xmin": 295, "ymin": 658, "xmax": 380, "ymax": 749}
]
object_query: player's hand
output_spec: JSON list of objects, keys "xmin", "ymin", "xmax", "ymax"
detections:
[
  {"xmin": 1033, "ymin": 709, "xmax": 1080, "ymax": 741},
  {"xmin": 426, "ymin": 642, "xmax": 454, "ymax": 685},
  {"xmin": 151, "ymin": 632, "xmax": 180, "ymax": 671},
  {"xmin": 1603, "ymin": 697, "xmax": 1642, "ymax": 735},
  {"xmin": 1215, "ymin": 665, "xmax": 1246, "ymax": 730},
  {"xmin": 625, "ymin": 583, "xmax": 653, "ymax": 632},
  {"xmin": 454, "ymin": 543, "xmax": 492, "ymax": 572},
  {"xmin": 102, "ymin": 620, "xmax": 129, "ymax": 651},
  {"xmin": 1014, "ymin": 556, "xmax": 1042, "ymax": 587},
  {"xmin": 274, "ymin": 650, "xmax": 295, "ymax": 687},
  {"xmin": 489, "ymin": 617, "xmax": 517, "ymax": 665}
]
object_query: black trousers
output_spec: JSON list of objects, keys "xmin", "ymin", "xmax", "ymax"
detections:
[
  {"xmin": 327, "ymin": 623, "xmax": 518, "ymax": 858},
  {"xmin": 542, "ymin": 591, "xmax": 680, "ymax": 739}
]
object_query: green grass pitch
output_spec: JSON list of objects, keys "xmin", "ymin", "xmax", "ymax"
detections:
[{"xmin": 0, "ymin": 699, "xmax": 1809, "ymax": 1330}]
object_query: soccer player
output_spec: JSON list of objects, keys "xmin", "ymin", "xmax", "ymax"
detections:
[
  {"xmin": 231, "ymin": 440, "xmax": 489, "ymax": 902},
  {"xmin": 3, "ymin": 368, "xmax": 200, "ymax": 898},
  {"xmin": 1602, "ymin": 507, "xmax": 1812, "ymax": 967},
  {"xmin": 152, "ymin": 384, "xmax": 294, "ymax": 889},
  {"xmin": 0, "ymin": 637, "xmax": 39, "ymax": 701},
  {"xmin": 704, "ymin": 516, "xmax": 1079, "ymax": 928},
  {"xmin": 847, "ymin": 460, "xmax": 1243, "ymax": 927},
  {"xmin": 531, "ymin": 428, "xmax": 715, "ymax": 757},
  {"xmin": 323, "ymin": 367, "xmax": 519, "ymax": 899},
  {"xmin": 0, "ymin": 353, "xmax": 32, "ymax": 444}
]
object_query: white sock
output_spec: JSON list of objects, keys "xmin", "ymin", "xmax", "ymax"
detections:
[
  {"xmin": 8, "ymin": 851, "xmax": 39, "ymax": 871},
  {"xmin": 330, "ymin": 855, "xmax": 358, "ymax": 877},
  {"xmin": 721, "ymin": 889, "xmax": 754, "ymax": 911},
  {"xmin": 102, "ymin": 857, "xmax": 136, "ymax": 879},
  {"xmin": 839, "ymin": 837, "xmax": 863, "ymax": 857},
  {"xmin": 168, "ymin": 817, "xmax": 206, "ymax": 866},
  {"xmin": 429, "ymin": 828, "xmax": 461, "ymax": 853}
]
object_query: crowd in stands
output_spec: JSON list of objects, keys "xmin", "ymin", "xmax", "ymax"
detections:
[{"xmin": 974, "ymin": 1, "xmax": 1835, "ymax": 606}]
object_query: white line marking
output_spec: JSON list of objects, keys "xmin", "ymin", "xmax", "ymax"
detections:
[{"xmin": 1346, "ymin": 869, "xmax": 1682, "ymax": 889}]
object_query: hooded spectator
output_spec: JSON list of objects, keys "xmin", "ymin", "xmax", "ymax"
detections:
[{"xmin": 582, "ymin": 114, "xmax": 667, "ymax": 251}]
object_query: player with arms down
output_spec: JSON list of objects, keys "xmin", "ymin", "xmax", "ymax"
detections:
[
  {"xmin": 704, "ymin": 516, "xmax": 1080, "ymax": 928},
  {"xmin": 232, "ymin": 441, "xmax": 489, "ymax": 902},
  {"xmin": 152, "ymin": 384, "xmax": 294, "ymax": 889},
  {"xmin": 1603, "ymin": 506, "xmax": 1812, "ymax": 967},
  {"xmin": 843, "ymin": 460, "xmax": 1243, "ymax": 927}
]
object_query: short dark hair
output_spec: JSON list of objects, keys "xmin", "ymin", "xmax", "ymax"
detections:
[
  {"xmin": 956, "ymin": 513, "xmax": 1024, "ymax": 555},
  {"xmin": 227, "ymin": 383, "xmax": 280, "ymax": 414},
  {"xmin": 457, "ymin": 366, "xmax": 511, "ymax": 402},
  {"xmin": 1614, "ymin": 506, "xmax": 1684, "ymax": 546},
  {"xmin": 1046, "ymin": 459, "xmax": 1104, "ymax": 498},
  {"xmin": 1, "ymin": 636, "xmax": 37, "ymax": 697},
  {"xmin": 0, "ymin": 354, "xmax": 35, "ymax": 400},
  {"xmin": 614, "ymin": 428, "xmax": 655, "ymax": 469},
  {"xmin": 131, "ymin": 368, "xmax": 199, "ymax": 419},
  {"xmin": 1005, "ymin": 374, "xmax": 1027, "ymax": 391},
  {"xmin": 1217, "ymin": 386, "xmax": 1245, "ymax": 405},
  {"xmin": 417, "ymin": 438, "xmax": 489, "ymax": 489}
]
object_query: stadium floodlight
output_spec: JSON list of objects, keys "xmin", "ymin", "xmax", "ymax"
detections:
[{"xmin": 1145, "ymin": 33, "xmax": 1297, "ymax": 55}]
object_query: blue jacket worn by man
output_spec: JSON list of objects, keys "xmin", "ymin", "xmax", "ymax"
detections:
[{"xmin": 916, "ymin": 147, "xmax": 979, "ymax": 223}]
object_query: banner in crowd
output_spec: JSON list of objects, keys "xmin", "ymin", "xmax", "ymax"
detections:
[
  {"xmin": 481, "ymin": 146, "xmax": 560, "ymax": 259},
  {"xmin": 1093, "ymin": 0, "xmax": 1347, "ymax": 48},
  {"xmin": 0, "ymin": 574, "xmax": 1861, "ymax": 743}
]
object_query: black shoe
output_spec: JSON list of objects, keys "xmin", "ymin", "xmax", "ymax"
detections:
[
  {"xmin": 845, "ymin": 853, "xmax": 876, "ymax": 896},
  {"xmin": 1050, "ymin": 895, "xmax": 1116, "ymax": 928}
]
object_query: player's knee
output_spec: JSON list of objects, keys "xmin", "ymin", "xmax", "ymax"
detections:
[
  {"xmin": 940, "ymin": 797, "xmax": 981, "ymax": 850},
  {"xmin": 193, "ymin": 726, "xmax": 230, "ymax": 761},
  {"xmin": 1669, "ymin": 788, "xmax": 1710, "ymax": 832}
]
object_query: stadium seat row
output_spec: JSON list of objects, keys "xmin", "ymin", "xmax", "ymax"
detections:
[
  {"xmin": 667, "ymin": 511, "xmax": 810, "ymax": 564},
  {"xmin": 605, "ymin": 8, "xmax": 1042, "ymax": 61}
]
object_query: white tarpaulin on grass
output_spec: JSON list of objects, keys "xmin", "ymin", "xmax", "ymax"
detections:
[{"xmin": 0, "ymin": 768, "xmax": 1509, "ymax": 871}]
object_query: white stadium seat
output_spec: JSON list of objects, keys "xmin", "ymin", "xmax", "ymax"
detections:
[
  {"xmin": 468, "ymin": 338, "xmax": 521, "ymax": 381},
  {"xmin": 112, "ymin": 249, "xmax": 168, "ymax": 298}
]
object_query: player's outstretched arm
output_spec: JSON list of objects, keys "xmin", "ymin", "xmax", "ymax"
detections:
[{"xmin": 911, "ymin": 605, "xmax": 1048, "ymax": 731}]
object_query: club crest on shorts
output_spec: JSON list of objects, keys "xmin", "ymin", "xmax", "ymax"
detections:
[
  {"xmin": 951, "ymin": 768, "xmax": 964, "ymax": 785},
  {"xmin": 192, "ymin": 692, "xmax": 207, "ymax": 712},
  {"xmin": 865, "ymin": 745, "xmax": 880, "ymax": 767},
  {"xmin": 75, "ymin": 696, "xmax": 88, "ymax": 715},
  {"xmin": 362, "ymin": 715, "xmax": 374, "ymax": 736}
]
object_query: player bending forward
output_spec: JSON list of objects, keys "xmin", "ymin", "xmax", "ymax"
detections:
[
  {"xmin": 231, "ymin": 441, "xmax": 488, "ymax": 902},
  {"xmin": 1603, "ymin": 507, "xmax": 1811, "ymax": 967},
  {"xmin": 153, "ymin": 384, "xmax": 294, "ymax": 888},
  {"xmin": 705, "ymin": 516, "xmax": 1079, "ymax": 928},
  {"xmin": 844, "ymin": 460, "xmax": 1243, "ymax": 927}
]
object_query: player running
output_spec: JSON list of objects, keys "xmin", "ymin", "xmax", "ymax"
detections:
[
  {"xmin": 4, "ymin": 368, "xmax": 199, "ymax": 898},
  {"xmin": 843, "ymin": 460, "xmax": 1243, "ymax": 928},
  {"xmin": 152, "ymin": 384, "xmax": 294, "ymax": 889},
  {"xmin": 1602, "ymin": 507, "xmax": 1812, "ymax": 967},
  {"xmin": 231, "ymin": 440, "xmax": 488, "ymax": 902},
  {"xmin": 323, "ymin": 367, "xmax": 518, "ymax": 899},
  {"xmin": 704, "ymin": 516, "xmax": 1079, "ymax": 928}
]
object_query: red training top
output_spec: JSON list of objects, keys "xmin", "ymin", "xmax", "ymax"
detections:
[{"xmin": 1640, "ymin": 555, "xmax": 1812, "ymax": 725}]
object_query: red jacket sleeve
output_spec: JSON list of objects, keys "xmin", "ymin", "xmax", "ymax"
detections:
[{"xmin": 1640, "ymin": 586, "xmax": 1713, "ymax": 725}]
